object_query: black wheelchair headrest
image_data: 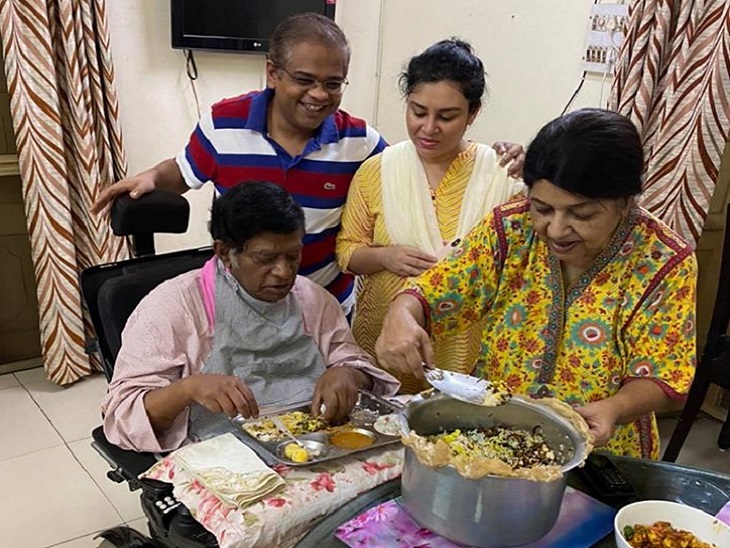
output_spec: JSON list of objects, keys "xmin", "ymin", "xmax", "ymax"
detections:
[{"xmin": 111, "ymin": 190, "xmax": 190, "ymax": 237}]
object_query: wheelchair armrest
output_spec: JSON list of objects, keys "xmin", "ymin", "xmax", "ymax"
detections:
[
  {"xmin": 92, "ymin": 426, "xmax": 161, "ymax": 490},
  {"xmin": 111, "ymin": 190, "xmax": 190, "ymax": 238}
]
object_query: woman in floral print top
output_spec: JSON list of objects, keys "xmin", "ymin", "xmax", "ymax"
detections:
[{"xmin": 375, "ymin": 108, "xmax": 697, "ymax": 458}]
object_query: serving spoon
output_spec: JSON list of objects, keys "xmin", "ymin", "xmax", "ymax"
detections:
[{"xmin": 423, "ymin": 366, "xmax": 511, "ymax": 406}]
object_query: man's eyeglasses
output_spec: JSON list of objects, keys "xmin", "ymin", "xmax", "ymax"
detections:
[
  {"xmin": 277, "ymin": 66, "xmax": 349, "ymax": 95},
  {"xmin": 239, "ymin": 249, "xmax": 301, "ymax": 268}
]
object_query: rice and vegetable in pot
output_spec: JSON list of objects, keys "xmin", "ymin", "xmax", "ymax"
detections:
[
  {"xmin": 427, "ymin": 424, "xmax": 560, "ymax": 470},
  {"xmin": 401, "ymin": 396, "xmax": 593, "ymax": 481}
]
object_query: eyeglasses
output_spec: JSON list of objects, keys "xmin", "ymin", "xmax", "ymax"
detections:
[
  {"xmin": 238, "ymin": 248, "xmax": 301, "ymax": 268},
  {"xmin": 277, "ymin": 66, "xmax": 349, "ymax": 95}
]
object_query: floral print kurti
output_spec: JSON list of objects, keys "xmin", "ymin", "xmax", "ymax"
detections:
[{"xmin": 409, "ymin": 199, "xmax": 697, "ymax": 458}]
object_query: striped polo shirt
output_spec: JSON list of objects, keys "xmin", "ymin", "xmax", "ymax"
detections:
[{"xmin": 176, "ymin": 88, "xmax": 386, "ymax": 312}]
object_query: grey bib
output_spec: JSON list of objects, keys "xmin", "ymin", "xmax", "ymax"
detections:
[{"xmin": 189, "ymin": 261, "xmax": 326, "ymax": 441}]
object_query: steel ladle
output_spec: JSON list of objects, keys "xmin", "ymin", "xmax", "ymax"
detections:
[{"xmin": 423, "ymin": 366, "xmax": 509, "ymax": 406}]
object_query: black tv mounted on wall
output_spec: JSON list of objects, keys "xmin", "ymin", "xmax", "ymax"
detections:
[{"xmin": 171, "ymin": 0, "xmax": 337, "ymax": 54}]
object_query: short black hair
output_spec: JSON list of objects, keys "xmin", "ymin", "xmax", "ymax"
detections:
[
  {"xmin": 268, "ymin": 12, "xmax": 350, "ymax": 70},
  {"xmin": 523, "ymin": 108, "xmax": 644, "ymax": 200},
  {"xmin": 399, "ymin": 38, "xmax": 486, "ymax": 114},
  {"xmin": 210, "ymin": 182, "xmax": 305, "ymax": 251}
]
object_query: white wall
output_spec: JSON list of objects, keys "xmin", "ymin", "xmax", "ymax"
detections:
[
  {"xmin": 355, "ymin": 0, "xmax": 610, "ymax": 145},
  {"xmin": 108, "ymin": 0, "xmax": 612, "ymax": 253},
  {"xmin": 108, "ymin": 1, "xmax": 266, "ymax": 251}
]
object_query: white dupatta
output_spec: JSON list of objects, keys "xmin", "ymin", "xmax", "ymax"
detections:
[{"xmin": 381, "ymin": 140, "xmax": 518, "ymax": 256}]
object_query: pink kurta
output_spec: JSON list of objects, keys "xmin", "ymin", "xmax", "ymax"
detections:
[{"xmin": 101, "ymin": 268, "xmax": 400, "ymax": 453}]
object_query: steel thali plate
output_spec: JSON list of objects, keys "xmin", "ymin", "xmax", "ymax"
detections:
[{"xmin": 233, "ymin": 391, "xmax": 403, "ymax": 466}]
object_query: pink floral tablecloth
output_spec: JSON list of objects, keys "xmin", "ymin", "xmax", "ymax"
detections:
[
  {"xmin": 335, "ymin": 488, "xmax": 618, "ymax": 548},
  {"xmin": 142, "ymin": 445, "xmax": 404, "ymax": 548}
]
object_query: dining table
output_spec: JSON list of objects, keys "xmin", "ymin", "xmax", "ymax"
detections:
[{"xmin": 294, "ymin": 455, "xmax": 730, "ymax": 548}]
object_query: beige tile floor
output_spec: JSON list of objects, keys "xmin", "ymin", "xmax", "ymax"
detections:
[{"xmin": 0, "ymin": 367, "xmax": 728, "ymax": 548}]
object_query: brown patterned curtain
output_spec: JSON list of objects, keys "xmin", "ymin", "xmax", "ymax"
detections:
[
  {"xmin": 609, "ymin": 0, "xmax": 730, "ymax": 246},
  {"xmin": 0, "ymin": 0, "xmax": 128, "ymax": 384}
]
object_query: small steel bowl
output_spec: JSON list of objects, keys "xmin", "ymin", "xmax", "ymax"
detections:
[
  {"xmin": 328, "ymin": 428, "xmax": 377, "ymax": 449},
  {"xmin": 276, "ymin": 439, "xmax": 329, "ymax": 464},
  {"xmin": 349, "ymin": 406, "xmax": 380, "ymax": 427}
]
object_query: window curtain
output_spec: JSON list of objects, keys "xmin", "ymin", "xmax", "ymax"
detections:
[
  {"xmin": 609, "ymin": 0, "xmax": 730, "ymax": 246},
  {"xmin": 0, "ymin": 0, "xmax": 128, "ymax": 384}
]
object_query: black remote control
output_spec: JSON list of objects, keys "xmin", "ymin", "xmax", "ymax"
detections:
[{"xmin": 574, "ymin": 452, "xmax": 636, "ymax": 501}]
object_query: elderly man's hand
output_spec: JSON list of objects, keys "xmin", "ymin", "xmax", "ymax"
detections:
[
  {"xmin": 311, "ymin": 367, "xmax": 368, "ymax": 423},
  {"xmin": 182, "ymin": 373, "xmax": 259, "ymax": 419},
  {"xmin": 492, "ymin": 141, "xmax": 525, "ymax": 179}
]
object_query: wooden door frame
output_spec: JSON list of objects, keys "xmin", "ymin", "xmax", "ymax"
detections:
[{"xmin": 695, "ymin": 140, "xmax": 730, "ymax": 420}]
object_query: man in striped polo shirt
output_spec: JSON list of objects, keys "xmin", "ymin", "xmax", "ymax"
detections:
[
  {"xmin": 92, "ymin": 13, "xmax": 523, "ymax": 314},
  {"xmin": 93, "ymin": 13, "xmax": 383, "ymax": 313}
]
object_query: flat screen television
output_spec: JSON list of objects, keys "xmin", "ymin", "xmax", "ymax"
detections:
[{"xmin": 171, "ymin": 0, "xmax": 336, "ymax": 54}]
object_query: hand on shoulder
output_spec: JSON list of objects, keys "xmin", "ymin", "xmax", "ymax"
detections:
[{"xmin": 492, "ymin": 141, "xmax": 525, "ymax": 179}]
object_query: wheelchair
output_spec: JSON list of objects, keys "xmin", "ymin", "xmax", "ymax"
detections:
[{"xmin": 82, "ymin": 190, "xmax": 218, "ymax": 547}]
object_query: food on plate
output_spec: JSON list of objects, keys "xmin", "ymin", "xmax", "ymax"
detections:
[
  {"xmin": 242, "ymin": 411, "xmax": 328, "ymax": 442},
  {"xmin": 283, "ymin": 442, "xmax": 311, "ymax": 463},
  {"xmin": 329, "ymin": 430, "xmax": 375, "ymax": 449},
  {"xmin": 622, "ymin": 521, "xmax": 714, "ymax": 548},
  {"xmin": 373, "ymin": 413, "xmax": 401, "ymax": 436},
  {"xmin": 349, "ymin": 406, "xmax": 379, "ymax": 426}
]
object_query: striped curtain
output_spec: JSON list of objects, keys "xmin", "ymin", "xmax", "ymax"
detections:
[
  {"xmin": 0, "ymin": 0, "xmax": 128, "ymax": 384},
  {"xmin": 609, "ymin": 0, "xmax": 730, "ymax": 246}
]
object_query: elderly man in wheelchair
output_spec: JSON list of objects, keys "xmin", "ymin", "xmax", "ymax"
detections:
[{"xmin": 90, "ymin": 181, "xmax": 398, "ymax": 547}]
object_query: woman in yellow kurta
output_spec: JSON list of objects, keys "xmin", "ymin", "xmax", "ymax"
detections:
[
  {"xmin": 336, "ymin": 40, "xmax": 522, "ymax": 393},
  {"xmin": 376, "ymin": 109, "xmax": 697, "ymax": 458}
]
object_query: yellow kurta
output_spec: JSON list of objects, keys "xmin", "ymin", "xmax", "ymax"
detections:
[{"xmin": 337, "ymin": 143, "xmax": 484, "ymax": 393}]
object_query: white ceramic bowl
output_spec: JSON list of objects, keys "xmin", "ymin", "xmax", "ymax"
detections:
[{"xmin": 614, "ymin": 500, "xmax": 730, "ymax": 548}]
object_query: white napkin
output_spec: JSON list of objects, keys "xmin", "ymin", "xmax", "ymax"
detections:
[{"xmin": 172, "ymin": 433, "xmax": 285, "ymax": 508}]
